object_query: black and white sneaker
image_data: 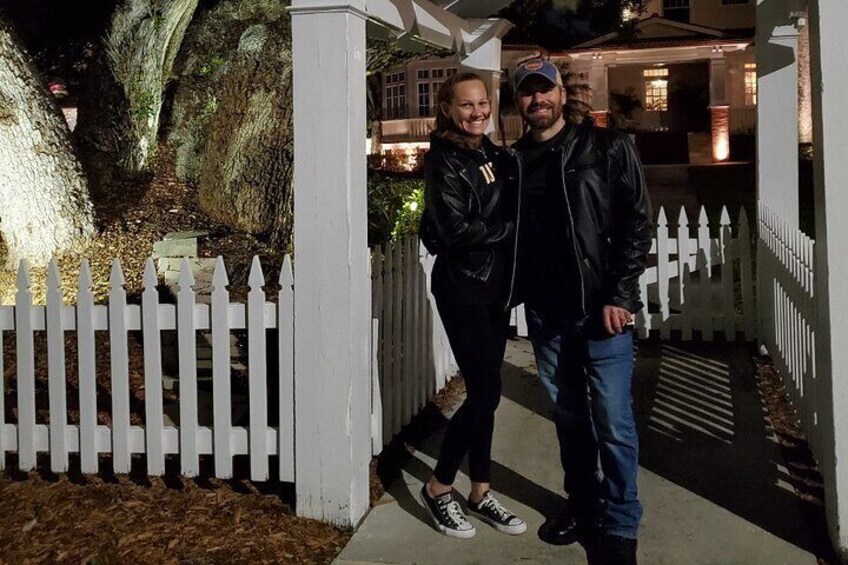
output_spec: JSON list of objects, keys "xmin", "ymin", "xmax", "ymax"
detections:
[
  {"xmin": 419, "ymin": 485, "xmax": 476, "ymax": 539},
  {"xmin": 468, "ymin": 491, "xmax": 527, "ymax": 535}
]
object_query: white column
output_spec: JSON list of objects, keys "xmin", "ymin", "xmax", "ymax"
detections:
[
  {"xmin": 756, "ymin": 0, "xmax": 801, "ymax": 226},
  {"xmin": 589, "ymin": 55, "xmax": 609, "ymax": 112},
  {"xmin": 808, "ymin": 0, "xmax": 848, "ymax": 557},
  {"xmin": 709, "ymin": 55, "xmax": 731, "ymax": 162},
  {"xmin": 290, "ymin": 0, "xmax": 371, "ymax": 528}
]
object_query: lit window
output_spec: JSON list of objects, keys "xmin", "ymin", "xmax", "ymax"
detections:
[
  {"xmin": 418, "ymin": 83, "xmax": 431, "ymax": 117},
  {"xmin": 745, "ymin": 63, "xmax": 757, "ymax": 106},
  {"xmin": 385, "ymin": 72, "xmax": 406, "ymax": 119},
  {"xmin": 644, "ymin": 68, "xmax": 669, "ymax": 111}
]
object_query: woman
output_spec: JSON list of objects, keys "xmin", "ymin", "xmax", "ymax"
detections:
[{"xmin": 418, "ymin": 72, "xmax": 526, "ymax": 539}]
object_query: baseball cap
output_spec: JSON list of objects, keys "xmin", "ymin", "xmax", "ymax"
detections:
[{"xmin": 514, "ymin": 59, "xmax": 564, "ymax": 90}]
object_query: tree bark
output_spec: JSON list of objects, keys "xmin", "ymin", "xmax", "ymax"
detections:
[
  {"xmin": 0, "ymin": 17, "xmax": 96, "ymax": 268},
  {"xmin": 75, "ymin": 0, "xmax": 198, "ymax": 187},
  {"xmin": 167, "ymin": 0, "xmax": 293, "ymax": 247}
]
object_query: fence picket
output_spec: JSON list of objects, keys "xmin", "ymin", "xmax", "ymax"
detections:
[
  {"xmin": 371, "ymin": 319, "xmax": 382, "ymax": 454},
  {"xmin": 739, "ymin": 210, "xmax": 755, "ymax": 340},
  {"xmin": 697, "ymin": 208, "xmax": 714, "ymax": 341},
  {"xmin": 392, "ymin": 242, "xmax": 404, "ymax": 435},
  {"xmin": 77, "ymin": 260, "xmax": 98, "ymax": 473},
  {"xmin": 720, "ymin": 208, "xmax": 735, "ymax": 340},
  {"xmin": 413, "ymin": 237, "xmax": 424, "ymax": 411},
  {"xmin": 247, "ymin": 256, "xmax": 268, "ymax": 481},
  {"xmin": 279, "ymin": 256, "xmax": 295, "ymax": 481},
  {"xmin": 682, "ymin": 262, "xmax": 693, "ymax": 341},
  {"xmin": 677, "ymin": 207, "xmax": 691, "ymax": 314},
  {"xmin": 142, "ymin": 259, "xmax": 165, "ymax": 476},
  {"xmin": 382, "ymin": 242, "xmax": 394, "ymax": 442},
  {"xmin": 108, "ymin": 260, "xmax": 131, "ymax": 473},
  {"xmin": 656, "ymin": 208, "xmax": 671, "ymax": 339},
  {"xmin": 15, "ymin": 262, "xmax": 36, "ymax": 471},
  {"xmin": 46, "ymin": 261, "xmax": 68, "ymax": 472},
  {"xmin": 211, "ymin": 257, "xmax": 232, "ymax": 478},
  {"xmin": 177, "ymin": 258, "xmax": 199, "ymax": 477}
]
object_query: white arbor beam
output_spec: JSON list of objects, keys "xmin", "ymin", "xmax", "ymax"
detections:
[
  {"xmin": 756, "ymin": 0, "xmax": 803, "ymax": 226},
  {"xmin": 365, "ymin": 0, "xmax": 512, "ymax": 55},
  {"xmin": 808, "ymin": 0, "xmax": 848, "ymax": 558},
  {"xmin": 290, "ymin": 0, "xmax": 371, "ymax": 528}
]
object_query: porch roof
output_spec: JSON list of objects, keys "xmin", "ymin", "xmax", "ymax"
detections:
[{"xmin": 573, "ymin": 15, "xmax": 753, "ymax": 51}]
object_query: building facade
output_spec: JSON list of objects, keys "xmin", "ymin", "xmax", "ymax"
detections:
[{"xmin": 376, "ymin": 0, "xmax": 757, "ymax": 164}]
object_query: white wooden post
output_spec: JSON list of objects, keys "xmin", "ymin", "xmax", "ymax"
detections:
[
  {"xmin": 142, "ymin": 259, "xmax": 165, "ymax": 476},
  {"xmin": 290, "ymin": 0, "xmax": 371, "ymax": 527},
  {"xmin": 211, "ymin": 257, "xmax": 232, "ymax": 478},
  {"xmin": 278, "ymin": 256, "xmax": 295, "ymax": 482},
  {"xmin": 15, "ymin": 261, "xmax": 35, "ymax": 471},
  {"xmin": 247, "ymin": 257, "xmax": 269, "ymax": 481},
  {"xmin": 77, "ymin": 260, "xmax": 98, "ymax": 473},
  {"xmin": 807, "ymin": 0, "xmax": 848, "ymax": 555},
  {"xmin": 109, "ymin": 260, "xmax": 131, "ymax": 474},
  {"xmin": 177, "ymin": 259, "xmax": 199, "ymax": 477},
  {"xmin": 46, "ymin": 261, "xmax": 68, "ymax": 473},
  {"xmin": 756, "ymin": 0, "xmax": 803, "ymax": 225}
]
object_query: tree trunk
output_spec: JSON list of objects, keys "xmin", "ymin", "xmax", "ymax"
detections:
[
  {"xmin": 169, "ymin": 0, "xmax": 294, "ymax": 248},
  {"xmin": 75, "ymin": 0, "xmax": 198, "ymax": 187},
  {"xmin": 0, "ymin": 17, "xmax": 96, "ymax": 268}
]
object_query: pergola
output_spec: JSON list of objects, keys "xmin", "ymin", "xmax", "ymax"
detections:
[
  {"xmin": 758, "ymin": 0, "xmax": 848, "ymax": 557},
  {"xmin": 288, "ymin": 0, "xmax": 514, "ymax": 527}
]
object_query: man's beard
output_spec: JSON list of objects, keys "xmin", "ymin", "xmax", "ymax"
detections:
[{"xmin": 522, "ymin": 101, "xmax": 563, "ymax": 129}]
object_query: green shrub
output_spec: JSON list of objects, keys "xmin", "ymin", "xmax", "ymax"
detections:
[{"xmin": 368, "ymin": 174, "xmax": 424, "ymax": 246}]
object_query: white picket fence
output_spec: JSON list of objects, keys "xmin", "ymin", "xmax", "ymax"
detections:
[
  {"xmin": 370, "ymin": 236, "xmax": 457, "ymax": 447},
  {"xmin": 0, "ymin": 256, "xmax": 295, "ymax": 482},
  {"xmin": 635, "ymin": 205, "xmax": 756, "ymax": 341},
  {"xmin": 757, "ymin": 203, "xmax": 820, "ymax": 453}
]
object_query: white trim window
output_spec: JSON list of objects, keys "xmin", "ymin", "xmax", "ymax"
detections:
[
  {"xmin": 418, "ymin": 82, "xmax": 431, "ymax": 117},
  {"xmin": 385, "ymin": 71, "xmax": 406, "ymax": 119},
  {"xmin": 744, "ymin": 63, "xmax": 757, "ymax": 106},
  {"xmin": 644, "ymin": 68, "xmax": 669, "ymax": 112}
]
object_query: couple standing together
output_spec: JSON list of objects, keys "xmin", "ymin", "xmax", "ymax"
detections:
[{"xmin": 418, "ymin": 59, "xmax": 652, "ymax": 565}]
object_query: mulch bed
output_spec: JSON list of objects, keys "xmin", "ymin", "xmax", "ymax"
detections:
[
  {"xmin": 0, "ymin": 469, "xmax": 349, "ymax": 564},
  {"xmin": 754, "ymin": 353, "xmax": 838, "ymax": 564},
  {"xmin": 0, "ymin": 146, "xmax": 342, "ymax": 564}
]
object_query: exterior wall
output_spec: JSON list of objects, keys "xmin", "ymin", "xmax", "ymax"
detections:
[
  {"xmin": 608, "ymin": 62, "xmax": 709, "ymax": 131},
  {"xmin": 638, "ymin": 0, "xmax": 755, "ymax": 30}
]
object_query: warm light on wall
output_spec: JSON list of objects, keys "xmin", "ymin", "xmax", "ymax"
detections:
[
  {"xmin": 711, "ymin": 106, "xmax": 731, "ymax": 162},
  {"xmin": 380, "ymin": 142, "xmax": 430, "ymax": 171}
]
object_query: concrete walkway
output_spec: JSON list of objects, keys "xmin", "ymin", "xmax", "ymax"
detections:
[{"xmin": 337, "ymin": 338, "xmax": 823, "ymax": 565}]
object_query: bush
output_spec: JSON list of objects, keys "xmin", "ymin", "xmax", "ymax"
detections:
[
  {"xmin": 367, "ymin": 148, "xmax": 426, "ymax": 173},
  {"xmin": 368, "ymin": 173, "xmax": 424, "ymax": 246}
]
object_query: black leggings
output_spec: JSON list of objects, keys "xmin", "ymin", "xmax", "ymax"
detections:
[{"xmin": 433, "ymin": 300, "xmax": 510, "ymax": 485}]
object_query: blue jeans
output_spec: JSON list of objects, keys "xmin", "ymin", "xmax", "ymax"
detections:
[{"xmin": 526, "ymin": 306, "xmax": 643, "ymax": 539}]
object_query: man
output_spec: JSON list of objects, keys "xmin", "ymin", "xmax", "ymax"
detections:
[{"xmin": 508, "ymin": 59, "xmax": 652, "ymax": 564}]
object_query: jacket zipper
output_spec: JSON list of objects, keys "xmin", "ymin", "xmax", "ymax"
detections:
[
  {"xmin": 458, "ymin": 170, "xmax": 483, "ymax": 214},
  {"xmin": 504, "ymin": 150, "xmax": 523, "ymax": 309},
  {"xmin": 560, "ymin": 143, "xmax": 587, "ymax": 319}
]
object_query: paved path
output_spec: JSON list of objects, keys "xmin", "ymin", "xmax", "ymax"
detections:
[{"xmin": 337, "ymin": 338, "xmax": 824, "ymax": 565}]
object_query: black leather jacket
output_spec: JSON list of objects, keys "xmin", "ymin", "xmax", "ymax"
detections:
[
  {"xmin": 422, "ymin": 133, "xmax": 515, "ymax": 304},
  {"xmin": 510, "ymin": 123, "xmax": 652, "ymax": 317}
]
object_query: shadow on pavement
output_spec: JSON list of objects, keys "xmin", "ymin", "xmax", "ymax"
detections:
[{"xmin": 498, "ymin": 336, "xmax": 832, "ymax": 561}]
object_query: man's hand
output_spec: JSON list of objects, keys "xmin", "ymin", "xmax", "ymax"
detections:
[{"xmin": 603, "ymin": 305, "xmax": 632, "ymax": 336}]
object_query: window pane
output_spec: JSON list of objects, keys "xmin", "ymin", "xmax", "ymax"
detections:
[{"xmin": 418, "ymin": 70, "xmax": 429, "ymax": 79}]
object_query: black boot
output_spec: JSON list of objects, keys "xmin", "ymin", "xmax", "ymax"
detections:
[{"xmin": 595, "ymin": 533, "xmax": 637, "ymax": 565}]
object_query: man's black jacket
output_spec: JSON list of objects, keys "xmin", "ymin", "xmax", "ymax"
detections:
[{"xmin": 510, "ymin": 123, "xmax": 653, "ymax": 318}]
